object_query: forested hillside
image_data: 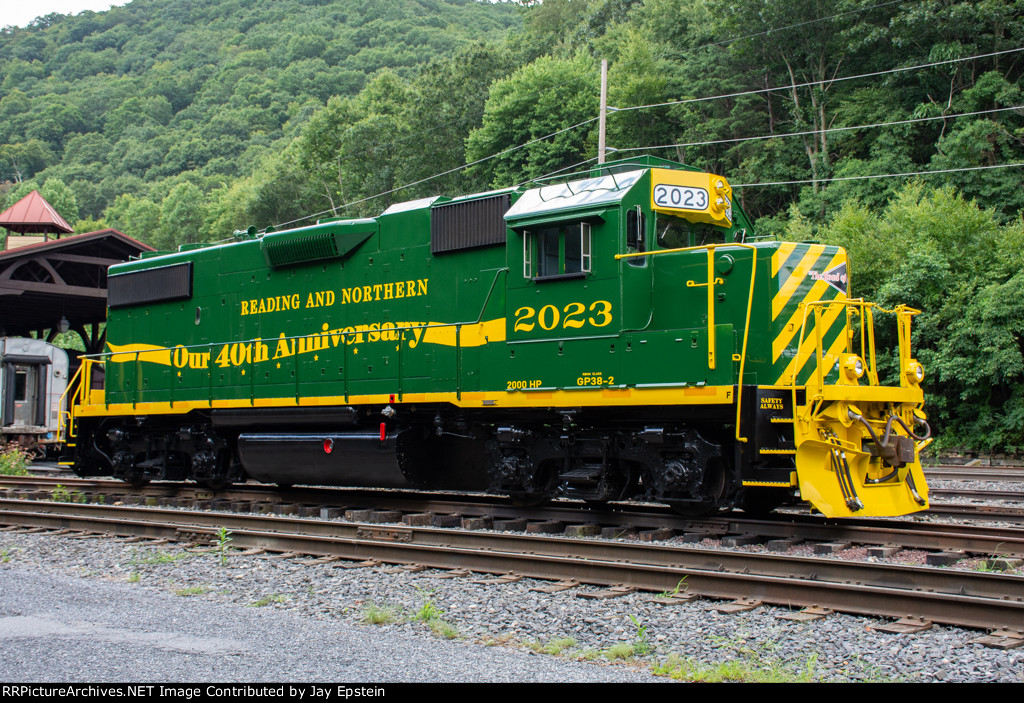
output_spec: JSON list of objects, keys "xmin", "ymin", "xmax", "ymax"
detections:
[
  {"xmin": 0, "ymin": 0, "xmax": 520, "ymax": 245},
  {"xmin": 1, "ymin": 0, "xmax": 1023, "ymax": 451}
]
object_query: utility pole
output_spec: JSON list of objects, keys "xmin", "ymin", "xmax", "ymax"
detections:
[{"xmin": 598, "ymin": 59, "xmax": 608, "ymax": 164}]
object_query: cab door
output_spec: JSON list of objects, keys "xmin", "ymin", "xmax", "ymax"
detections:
[{"xmin": 619, "ymin": 205, "xmax": 653, "ymax": 332}]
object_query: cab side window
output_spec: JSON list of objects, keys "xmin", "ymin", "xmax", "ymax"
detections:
[
  {"xmin": 524, "ymin": 223, "xmax": 591, "ymax": 279},
  {"xmin": 626, "ymin": 208, "xmax": 646, "ymax": 267}
]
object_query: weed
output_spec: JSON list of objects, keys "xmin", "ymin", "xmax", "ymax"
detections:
[
  {"xmin": 427, "ymin": 618, "xmax": 459, "ymax": 639},
  {"xmin": 128, "ymin": 549, "xmax": 191, "ymax": 567},
  {"xmin": 410, "ymin": 587, "xmax": 458, "ymax": 639},
  {"xmin": 0, "ymin": 445, "xmax": 30, "ymax": 476},
  {"xmin": 175, "ymin": 586, "xmax": 210, "ymax": 597},
  {"xmin": 361, "ymin": 602, "xmax": 400, "ymax": 625},
  {"xmin": 215, "ymin": 526, "xmax": 232, "ymax": 566},
  {"xmin": 539, "ymin": 637, "xmax": 577, "ymax": 655},
  {"xmin": 127, "ymin": 571, "xmax": 140, "ymax": 583},
  {"xmin": 630, "ymin": 614, "xmax": 652, "ymax": 656},
  {"xmin": 413, "ymin": 592, "xmax": 442, "ymax": 622},
  {"xmin": 0, "ymin": 547, "xmax": 14, "ymax": 563},
  {"xmin": 481, "ymin": 633, "xmax": 517, "ymax": 647},
  {"xmin": 604, "ymin": 642, "xmax": 636, "ymax": 660},
  {"xmin": 656, "ymin": 577, "xmax": 688, "ymax": 599},
  {"xmin": 249, "ymin": 593, "xmax": 288, "ymax": 607},
  {"xmin": 652, "ymin": 647, "xmax": 820, "ymax": 683},
  {"xmin": 51, "ymin": 485, "xmax": 87, "ymax": 503},
  {"xmin": 844, "ymin": 654, "xmax": 901, "ymax": 683}
]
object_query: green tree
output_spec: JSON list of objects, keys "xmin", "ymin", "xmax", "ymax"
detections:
[
  {"xmin": 465, "ymin": 52, "xmax": 599, "ymax": 187},
  {"xmin": 820, "ymin": 182, "xmax": 1024, "ymax": 450},
  {"xmin": 157, "ymin": 182, "xmax": 206, "ymax": 250}
]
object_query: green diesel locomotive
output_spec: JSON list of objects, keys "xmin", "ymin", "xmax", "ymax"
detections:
[{"xmin": 62, "ymin": 157, "xmax": 930, "ymax": 518}]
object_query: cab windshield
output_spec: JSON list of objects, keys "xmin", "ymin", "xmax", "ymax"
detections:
[{"xmin": 656, "ymin": 215, "xmax": 726, "ymax": 249}]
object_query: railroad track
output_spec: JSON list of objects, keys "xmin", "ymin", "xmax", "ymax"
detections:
[
  {"xmin": 925, "ymin": 464, "xmax": 1024, "ymax": 482},
  {"xmin": 5, "ymin": 475, "xmax": 1024, "ymax": 550},
  {"xmin": 1, "ymin": 493, "xmax": 1023, "ymax": 642}
]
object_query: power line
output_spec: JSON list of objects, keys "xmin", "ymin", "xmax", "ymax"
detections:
[
  {"xmin": 272, "ymin": 43, "xmax": 1023, "ymax": 228},
  {"xmin": 687, "ymin": 0, "xmax": 909, "ymax": 52},
  {"xmin": 732, "ymin": 162, "xmax": 1024, "ymax": 188},
  {"xmin": 611, "ymin": 105, "xmax": 1024, "ymax": 153},
  {"xmin": 308, "ymin": 0, "xmax": 913, "ymax": 167},
  {"xmin": 612, "ymin": 47, "xmax": 1024, "ymax": 114},
  {"xmin": 273, "ymin": 115, "xmax": 600, "ymax": 228}
]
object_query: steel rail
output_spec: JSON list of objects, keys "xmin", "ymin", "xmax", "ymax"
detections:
[
  {"xmin": 926, "ymin": 466, "xmax": 1024, "ymax": 482},
  {"xmin": 6, "ymin": 477, "xmax": 1024, "ymax": 555},
  {"xmin": 1, "ymin": 499, "xmax": 1022, "ymax": 632}
]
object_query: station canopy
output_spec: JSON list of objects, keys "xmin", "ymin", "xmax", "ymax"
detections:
[{"xmin": 0, "ymin": 229, "xmax": 153, "ymax": 352}]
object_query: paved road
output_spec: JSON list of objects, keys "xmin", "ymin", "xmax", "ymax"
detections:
[{"xmin": 0, "ymin": 567, "xmax": 664, "ymax": 683}]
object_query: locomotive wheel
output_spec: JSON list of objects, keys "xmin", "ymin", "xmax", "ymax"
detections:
[{"xmin": 666, "ymin": 459, "xmax": 727, "ymax": 517}]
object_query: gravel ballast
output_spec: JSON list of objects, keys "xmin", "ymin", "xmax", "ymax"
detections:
[{"xmin": 1, "ymin": 529, "xmax": 1022, "ymax": 683}]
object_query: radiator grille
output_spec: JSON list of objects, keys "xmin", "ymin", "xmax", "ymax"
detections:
[
  {"xmin": 107, "ymin": 262, "xmax": 193, "ymax": 309},
  {"xmin": 431, "ymin": 194, "xmax": 510, "ymax": 254}
]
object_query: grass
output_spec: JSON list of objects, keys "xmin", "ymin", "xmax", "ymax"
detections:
[
  {"xmin": 526, "ymin": 637, "xmax": 578, "ymax": 656},
  {"xmin": 50, "ymin": 484, "xmax": 87, "ymax": 503},
  {"xmin": 175, "ymin": 585, "xmax": 211, "ymax": 597},
  {"xmin": 426, "ymin": 618, "xmax": 459, "ymax": 639},
  {"xmin": 599, "ymin": 614, "xmax": 653, "ymax": 661},
  {"xmin": 127, "ymin": 571, "xmax": 140, "ymax": 583},
  {"xmin": 604, "ymin": 642, "xmax": 637, "ymax": 660},
  {"xmin": 651, "ymin": 637, "xmax": 821, "ymax": 683},
  {"xmin": 361, "ymin": 602, "xmax": 400, "ymax": 625},
  {"xmin": 481, "ymin": 633, "xmax": 517, "ymax": 647},
  {"xmin": 0, "ymin": 445, "xmax": 30, "ymax": 476},
  {"xmin": 0, "ymin": 547, "xmax": 14, "ymax": 563},
  {"xmin": 411, "ymin": 588, "xmax": 459, "ymax": 639},
  {"xmin": 249, "ymin": 593, "xmax": 289, "ymax": 607},
  {"xmin": 652, "ymin": 653, "xmax": 818, "ymax": 682},
  {"xmin": 128, "ymin": 549, "xmax": 192, "ymax": 567}
]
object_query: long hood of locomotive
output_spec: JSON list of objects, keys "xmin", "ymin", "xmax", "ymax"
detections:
[{"xmin": 95, "ymin": 243, "xmax": 853, "ymax": 414}]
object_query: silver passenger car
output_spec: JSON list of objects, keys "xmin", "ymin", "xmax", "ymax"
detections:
[{"xmin": 0, "ymin": 338, "xmax": 70, "ymax": 453}]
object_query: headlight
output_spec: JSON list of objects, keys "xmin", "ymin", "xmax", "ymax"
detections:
[
  {"xmin": 906, "ymin": 360, "xmax": 925, "ymax": 385},
  {"xmin": 842, "ymin": 354, "xmax": 865, "ymax": 380}
]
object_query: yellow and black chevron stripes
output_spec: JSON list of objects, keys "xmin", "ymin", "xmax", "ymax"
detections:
[{"xmin": 771, "ymin": 242, "xmax": 849, "ymax": 386}]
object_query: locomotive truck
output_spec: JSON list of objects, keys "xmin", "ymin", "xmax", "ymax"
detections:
[{"xmin": 60, "ymin": 156, "xmax": 930, "ymax": 518}]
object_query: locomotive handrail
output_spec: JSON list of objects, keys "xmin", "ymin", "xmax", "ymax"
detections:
[
  {"xmin": 56, "ymin": 361, "xmax": 86, "ymax": 444},
  {"xmin": 789, "ymin": 300, "xmax": 922, "ymax": 418},
  {"xmin": 616, "ymin": 242, "xmax": 759, "ymax": 444}
]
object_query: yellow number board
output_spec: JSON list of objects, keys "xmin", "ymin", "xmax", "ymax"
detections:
[{"xmin": 650, "ymin": 168, "xmax": 733, "ymax": 228}]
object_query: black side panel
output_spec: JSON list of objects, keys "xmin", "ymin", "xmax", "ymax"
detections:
[
  {"xmin": 108, "ymin": 262, "xmax": 193, "ymax": 309},
  {"xmin": 431, "ymin": 193, "xmax": 510, "ymax": 254}
]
